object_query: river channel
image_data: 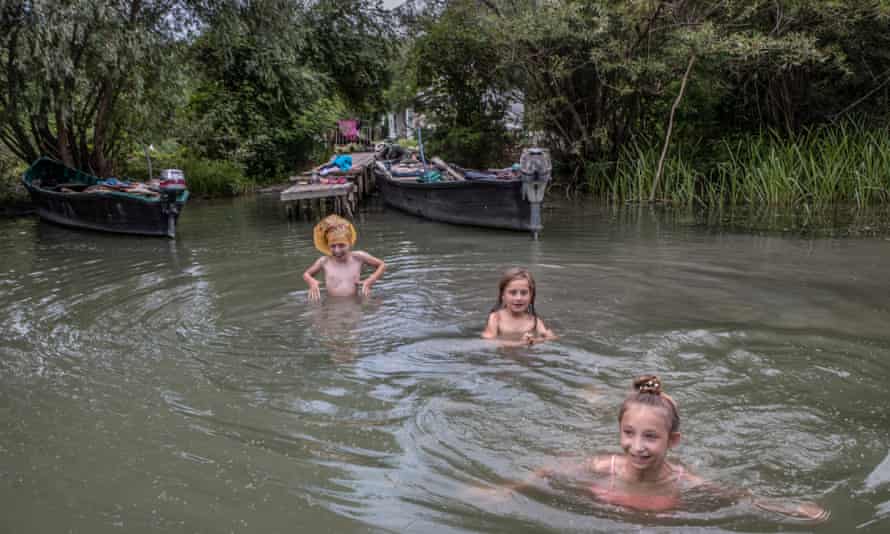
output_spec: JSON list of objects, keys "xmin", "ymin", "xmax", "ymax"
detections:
[{"xmin": 2, "ymin": 196, "xmax": 890, "ymax": 533}]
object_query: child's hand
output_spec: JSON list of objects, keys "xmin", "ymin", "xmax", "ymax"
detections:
[
  {"xmin": 462, "ymin": 485, "xmax": 514, "ymax": 504},
  {"xmin": 308, "ymin": 280, "xmax": 321, "ymax": 302},
  {"xmin": 793, "ymin": 503, "xmax": 830, "ymax": 522},
  {"xmin": 523, "ymin": 332, "xmax": 536, "ymax": 345},
  {"xmin": 361, "ymin": 279, "xmax": 373, "ymax": 297},
  {"xmin": 754, "ymin": 499, "xmax": 830, "ymax": 523}
]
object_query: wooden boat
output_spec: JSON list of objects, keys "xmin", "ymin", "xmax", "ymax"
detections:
[
  {"xmin": 21, "ymin": 157, "xmax": 189, "ymax": 238},
  {"xmin": 373, "ymin": 148, "xmax": 551, "ymax": 234}
]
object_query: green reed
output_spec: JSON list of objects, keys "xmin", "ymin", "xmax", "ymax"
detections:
[
  {"xmin": 716, "ymin": 124, "xmax": 890, "ymax": 208},
  {"xmin": 601, "ymin": 140, "xmax": 701, "ymax": 206},
  {"xmin": 592, "ymin": 124, "xmax": 890, "ymax": 208}
]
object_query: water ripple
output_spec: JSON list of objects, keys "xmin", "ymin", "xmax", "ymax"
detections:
[{"xmin": 2, "ymin": 200, "xmax": 890, "ymax": 532}]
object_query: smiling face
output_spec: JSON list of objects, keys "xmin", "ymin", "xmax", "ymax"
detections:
[
  {"xmin": 619, "ymin": 403, "xmax": 680, "ymax": 476},
  {"xmin": 328, "ymin": 241, "xmax": 350, "ymax": 259},
  {"xmin": 501, "ymin": 278, "xmax": 532, "ymax": 314}
]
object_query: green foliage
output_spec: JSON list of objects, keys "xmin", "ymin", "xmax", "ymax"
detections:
[
  {"xmin": 383, "ymin": 43, "xmax": 420, "ymax": 113},
  {"xmin": 424, "ymin": 126, "xmax": 509, "ymax": 169},
  {"xmin": 175, "ymin": 158, "xmax": 253, "ymax": 197},
  {"xmin": 0, "ymin": 145, "xmax": 27, "ymax": 204},
  {"xmin": 397, "ymin": 137, "xmax": 418, "ymax": 150},
  {"xmin": 123, "ymin": 144, "xmax": 251, "ymax": 197},
  {"xmin": 304, "ymin": 0, "xmax": 396, "ymax": 113},
  {"xmin": 0, "ymin": 0, "xmax": 189, "ymax": 176},
  {"xmin": 406, "ymin": 0, "xmax": 511, "ymax": 167},
  {"xmin": 181, "ymin": 0, "xmax": 394, "ymax": 180},
  {"xmin": 403, "ymin": 0, "xmax": 890, "ymax": 194}
]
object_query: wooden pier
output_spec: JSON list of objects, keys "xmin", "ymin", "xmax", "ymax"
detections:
[{"xmin": 280, "ymin": 152, "xmax": 377, "ymax": 219}]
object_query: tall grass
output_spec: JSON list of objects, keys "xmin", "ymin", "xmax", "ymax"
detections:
[
  {"xmin": 602, "ymin": 140, "xmax": 701, "ymax": 206},
  {"xmin": 594, "ymin": 124, "xmax": 890, "ymax": 208},
  {"xmin": 715, "ymin": 124, "xmax": 890, "ymax": 207}
]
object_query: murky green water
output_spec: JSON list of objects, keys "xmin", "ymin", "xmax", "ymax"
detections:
[{"xmin": 2, "ymin": 196, "xmax": 890, "ymax": 533}]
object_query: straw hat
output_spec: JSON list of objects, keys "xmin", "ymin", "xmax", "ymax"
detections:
[{"xmin": 313, "ymin": 214, "xmax": 357, "ymax": 255}]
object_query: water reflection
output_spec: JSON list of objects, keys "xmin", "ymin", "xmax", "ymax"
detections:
[
  {"xmin": 2, "ymin": 198, "xmax": 890, "ymax": 532},
  {"xmin": 307, "ymin": 296, "xmax": 381, "ymax": 363}
]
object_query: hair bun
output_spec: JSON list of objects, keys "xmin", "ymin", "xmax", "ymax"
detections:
[{"xmin": 634, "ymin": 375, "xmax": 662, "ymax": 395}]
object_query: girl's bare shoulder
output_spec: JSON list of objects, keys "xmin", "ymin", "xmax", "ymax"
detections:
[
  {"xmin": 677, "ymin": 466, "xmax": 707, "ymax": 487},
  {"xmin": 586, "ymin": 455, "xmax": 614, "ymax": 474}
]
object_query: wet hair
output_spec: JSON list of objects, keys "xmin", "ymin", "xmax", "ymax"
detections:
[
  {"xmin": 491, "ymin": 267, "xmax": 537, "ymax": 316},
  {"xmin": 618, "ymin": 375, "xmax": 680, "ymax": 433}
]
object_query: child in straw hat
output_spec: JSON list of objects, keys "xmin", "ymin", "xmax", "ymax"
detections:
[{"xmin": 302, "ymin": 215, "xmax": 386, "ymax": 302}]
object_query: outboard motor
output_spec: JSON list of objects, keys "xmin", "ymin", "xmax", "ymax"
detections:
[
  {"xmin": 519, "ymin": 147, "xmax": 552, "ymax": 238},
  {"xmin": 159, "ymin": 169, "xmax": 187, "ymax": 238}
]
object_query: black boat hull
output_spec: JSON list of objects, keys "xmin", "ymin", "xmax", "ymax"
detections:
[
  {"xmin": 26, "ymin": 187, "xmax": 185, "ymax": 237},
  {"xmin": 22, "ymin": 157, "xmax": 187, "ymax": 238},
  {"xmin": 375, "ymin": 169, "xmax": 534, "ymax": 231}
]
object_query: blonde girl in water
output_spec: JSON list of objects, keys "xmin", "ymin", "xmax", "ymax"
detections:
[
  {"xmin": 482, "ymin": 268, "xmax": 555, "ymax": 346},
  {"xmin": 473, "ymin": 376, "xmax": 829, "ymax": 522}
]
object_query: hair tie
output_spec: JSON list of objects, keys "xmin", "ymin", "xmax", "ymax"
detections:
[{"xmin": 634, "ymin": 375, "xmax": 662, "ymax": 395}]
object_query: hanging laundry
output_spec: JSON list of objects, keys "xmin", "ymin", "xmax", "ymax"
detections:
[{"xmin": 337, "ymin": 119, "xmax": 359, "ymax": 142}]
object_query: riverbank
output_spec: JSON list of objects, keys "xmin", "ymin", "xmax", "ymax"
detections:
[{"xmin": 5, "ymin": 124, "xmax": 890, "ymax": 235}]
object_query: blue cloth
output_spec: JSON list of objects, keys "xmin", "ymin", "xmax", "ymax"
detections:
[
  {"xmin": 99, "ymin": 178, "xmax": 130, "ymax": 187},
  {"xmin": 332, "ymin": 155, "xmax": 352, "ymax": 171},
  {"xmin": 417, "ymin": 170, "xmax": 442, "ymax": 183},
  {"xmin": 464, "ymin": 171, "xmax": 497, "ymax": 180}
]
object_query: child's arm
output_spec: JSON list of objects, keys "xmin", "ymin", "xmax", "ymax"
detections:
[
  {"xmin": 481, "ymin": 312, "xmax": 499, "ymax": 339},
  {"xmin": 685, "ymin": 476, "xmax": 829, "ymax": 523},
  {"xmin": 464, "ymin": 457, "xmax": 587, "ymax": 503},
  {"xmin": 529, "ymin": 318, "xmax": 556, "ymax": 345},
  {"xmin": 750, "ymin": 496, "xmax": 829, "ymax": 522},
  {"xmin": 354, "ymin": 251, "xmax": 385, "ymax": 296},
  {"xmin": 302, "ymin": 257, "xmax": 325, "ymax": 302}
]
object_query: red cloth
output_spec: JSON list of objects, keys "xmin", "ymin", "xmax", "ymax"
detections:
[{"xmin": 338, "ymin": 119, "xmax": 359, "ymax": 142}]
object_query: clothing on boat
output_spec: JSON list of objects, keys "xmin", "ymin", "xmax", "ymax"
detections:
[
  {"xmin": 333, "ymin": 154, "xmax": 353, "ymax": 171},
  {"xmin": 338, "ymin": 119, "xmax": 359, "ymax": 141}
]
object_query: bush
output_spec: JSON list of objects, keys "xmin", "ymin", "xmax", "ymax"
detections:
[
  {"xmin": 123, "ymin": 145, "xmax": 252, "ymax": 197},
  {"xmin": 423, "ymin": 126, "xmax": 509, "ymax": 168},
  {"xmin": 0, "ymin": 148, "xmax": 28, "ymax": 206}
]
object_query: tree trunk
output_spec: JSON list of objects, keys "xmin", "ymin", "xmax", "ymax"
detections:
[
  {"xmin": 650, "ymin": 54, "xmax": 696, "ymax": 203},
  {"xmin": 90, "ymin": 79, "xmax": 115, "ymax": 177}
]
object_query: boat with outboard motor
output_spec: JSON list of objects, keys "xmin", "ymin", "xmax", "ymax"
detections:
[
  {"xmin": 373, "ymin": 147, "xmax": 552, "ymax": 235},
  {"xmin": 21, "ymin": 157, "xmax": 189, "ymax": 238}
]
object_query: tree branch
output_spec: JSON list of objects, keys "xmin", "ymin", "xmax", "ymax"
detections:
[{"xmin": 650, "ymin": 54, "xmax": 696, "ymax": 203}]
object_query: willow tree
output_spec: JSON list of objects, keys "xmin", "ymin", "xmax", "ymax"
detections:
[
  {"xmin": 183, "ymin": 0, "xmax": 395, "ymax": 177},
  {"xmin": 0, "ymin": 0, "xmax": 189, "ymax": 176}
]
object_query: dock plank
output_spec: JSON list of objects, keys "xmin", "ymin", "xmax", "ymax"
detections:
[
  {"xmin": 280, "ymin": 151, "xmax": 375, "ymax": 219},
  {"xmin": 280, "ymin": 183, "xmax": 354, "ymax": 202}
]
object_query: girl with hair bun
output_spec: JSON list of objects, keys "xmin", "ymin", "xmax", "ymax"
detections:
[{"xmin": 468, "ymin": 375, "xmax": 829, "ymax": 522}]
